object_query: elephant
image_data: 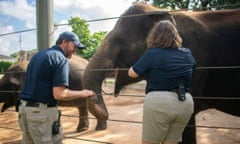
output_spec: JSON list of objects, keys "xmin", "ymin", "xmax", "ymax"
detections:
[
  {"xmin": 83, "ymin": 3, "xmax": 240, "ymax": 144},
  {"xmin": 0, "ymin": 55, "xmax": 90, "ymax": 132}
]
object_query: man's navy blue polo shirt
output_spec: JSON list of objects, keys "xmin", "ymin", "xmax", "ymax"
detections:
[
  {"xmin": 132, "ymin": 47, "xmax": 195, "ymax": 94},
  {"xmin": 20, "ymin": 46, "xmax": 69, "ymax": 106}
]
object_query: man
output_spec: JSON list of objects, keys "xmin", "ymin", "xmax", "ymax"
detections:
[{"xmin": 18, "ymin": 31, "xmax": 95, "ymax": 144}]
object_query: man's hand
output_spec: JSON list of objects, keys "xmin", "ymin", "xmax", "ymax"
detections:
[
  {"xmin": 81, "ymin": 89, "xmax": 95, "ymax": 97},
  {"xmin": 53, "ymin": 86, "xmax": 96, "ymax": 100}
]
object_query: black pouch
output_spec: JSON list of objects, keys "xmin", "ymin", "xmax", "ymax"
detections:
[
  {"xmin": 177, "ymin": 84, "xmax": 186, "ymax": 101},
  {"xmin": 177, "ymin": 77, "xmax": 186, "ymax": 101},
  {"xmin": 52, "ymin": 110, "xmax": 61, "ymax": 135}
]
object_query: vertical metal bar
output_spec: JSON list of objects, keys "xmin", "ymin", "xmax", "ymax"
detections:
[{"xmin": 36, "ymin": 0, "xmax": 54, "ymax": 51}]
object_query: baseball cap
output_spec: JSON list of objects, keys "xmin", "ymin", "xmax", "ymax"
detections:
[{"xmin": 58, "ymin": 31, "xmax": 84, "ymax": 49}]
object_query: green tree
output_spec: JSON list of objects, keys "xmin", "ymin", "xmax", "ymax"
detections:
[
  {"xmin": 10, "ymin": 53, "xmax": 18, "ymax": 58},
  {"xmin": 0, "ymin": 61, "xmax": 13, "ymax": 72},
  {"xmin": 68, "ymin": 17, "xmax": 107, "ymax": 59},
  {"xmin": 136, "ymin": 0, "xmax": 240, "ymax": 10}
]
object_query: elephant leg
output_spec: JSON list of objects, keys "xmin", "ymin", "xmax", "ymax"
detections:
[
  {"xmin": 96, "ymin": 119, "xmax": 107, "ymax": 130},
  {"xmin": 2, "ymin": 103, "xmax": 11, "ymax": 112},
  {"xmin": 88, "ymin": 99, "xmax": 109, "ymax": 130},
  {"xmin": 180, "ymin": 115, "xmax": 196, "ymax": 144},
  {"xmin": 1, "ymin": 98, "xmax": 15, "ymax": 112},
  {"xmin": 76, "ymin": 104, "xmax": 89, "ymax": 132}
]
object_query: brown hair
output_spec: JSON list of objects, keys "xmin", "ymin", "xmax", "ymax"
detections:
[{"xmin": 146, "ymin": 20, "xmax": 182, "ymax": 49}]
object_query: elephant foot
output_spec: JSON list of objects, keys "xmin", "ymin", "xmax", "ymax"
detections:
[
  {"xmin": 77, "ymin": 125, "xmax": 89, "ymax": 132},
  {"xmin": 1, "ymin": 104, "xmax": 8, "ymax": 112},
  {"xmin": 95, "ymin": 120, "xmax": 107, "ymax": 130}
]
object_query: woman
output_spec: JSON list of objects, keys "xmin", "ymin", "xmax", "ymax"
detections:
[{"xmin": 128, "ymin": 20, "xmax": 195, "ymax": 144}]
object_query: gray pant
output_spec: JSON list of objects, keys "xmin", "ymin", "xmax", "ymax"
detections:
[
  {"xmin": 143, "ymin": 91, "xmax": 194, "ymax": 143},
  {"xmin": 18, "ymin": 100, "xmax": 62, "ymax": 144}
]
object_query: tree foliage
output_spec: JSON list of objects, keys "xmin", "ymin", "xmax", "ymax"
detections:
[
  {"xmin": 68, "ymin": 17, "xmax": 107, "ymax": 59},
  {"xmin": 137, "ymin": 0, "xmax": 240, "ymax": 10},
  {"xmin": 10, "ymin": 53, "xmax": 18, "ymax": 58},
  {"xmin": 0, "ymin": 61, "xmax": 13, "ymax": 72}
]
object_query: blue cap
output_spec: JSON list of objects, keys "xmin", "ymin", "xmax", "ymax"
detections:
[{"xmin": 58, "ymin": 31, "xmax": 84, "ymax": 49}]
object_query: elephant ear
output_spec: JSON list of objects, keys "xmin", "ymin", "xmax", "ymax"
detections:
[{"xmin": 9, "ymin": 77, "xmax": 21, "ymax": 86}]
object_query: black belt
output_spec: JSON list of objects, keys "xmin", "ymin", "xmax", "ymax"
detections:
[
  {"xmin": 23, "ymin": 100, "xmax": 56, "ymax": 108},
  {"xmin": 148, "ymin": 89, "xmax": 177, "ymax": 93},
  {"xmin": 147, "ymin": 89, "xmax": 189, "ymax": 93},
  {"xmin": 168, "ymin": 89, "xmax": 177, "ymax": 92}
]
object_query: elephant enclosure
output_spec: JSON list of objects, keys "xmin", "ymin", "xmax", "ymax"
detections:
[{"xmin": 0, "ymin": 80, "xmax": 240, "ymax": 144}]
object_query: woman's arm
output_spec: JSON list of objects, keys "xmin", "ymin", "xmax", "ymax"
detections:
[{"xmin": 128, "ymin": 67, "xmax": 139, "ymax": 78}]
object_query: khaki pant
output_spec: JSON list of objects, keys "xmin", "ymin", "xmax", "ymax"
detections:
[
  {"xmin": 143, "ymin": 91, "xmax": 194, "ymax": 143},
  {"xmin": 18, "ymin": 100, "xmax": 62, "ymax": 144}
]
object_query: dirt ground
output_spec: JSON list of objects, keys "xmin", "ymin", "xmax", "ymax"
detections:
[{"xmin": 0, "ymin": 81, "xmax": 240, "ymax": 144}]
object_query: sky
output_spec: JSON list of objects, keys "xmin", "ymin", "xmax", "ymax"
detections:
[{"xmin": 0, "ymin": 0, "xmax": 136, "ymax": 56}]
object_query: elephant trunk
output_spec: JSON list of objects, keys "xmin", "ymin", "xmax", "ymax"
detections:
[
  {"xmin": 88, "ymin": 96, "xmax": 108, "ymax": 119},
  {"xmin": 86, "ymin": 75, "xmax": 109, "ymax": 120},
  {"xmin": 83, "ymin": 56, "xmax": 114, "ymax": 121},
  {"xmin": 83, "ymin": 58, "xmax": 115, "ymax": 130}
]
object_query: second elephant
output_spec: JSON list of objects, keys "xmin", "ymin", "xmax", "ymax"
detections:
[{"xmin": 0, "ymin": 55, "xmax": 90, "ymax": 132}]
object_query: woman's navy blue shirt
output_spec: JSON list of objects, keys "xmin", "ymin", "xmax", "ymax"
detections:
[
  {"xmin": 20, "ymin": 46, "xmax": 69, "ymax": 105},
  {"xmin": 132, "ymin": 47, "xmax": 195, "ymax": 94}
]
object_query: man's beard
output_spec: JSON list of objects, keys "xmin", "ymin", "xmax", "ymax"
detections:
[
  {"xmin": 63, "ymin": 45, "xmax": 73, "ymax": 58},
  {"xmin": 66, "ymin": 52, "xmax": 72, "ymax": 58}
]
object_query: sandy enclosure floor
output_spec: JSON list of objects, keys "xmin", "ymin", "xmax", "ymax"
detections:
[{"xmin": 0, "ymin": 81, "xmax": 240, "ymax": 144}]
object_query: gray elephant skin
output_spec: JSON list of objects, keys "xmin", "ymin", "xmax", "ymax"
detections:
[
  {"xmin": 83, "ymin": 3, "xmax": 240, "ymax": 144},
  {"xmin": 0, "ymin": 55, "xmax": 90, "ymax": 132}
]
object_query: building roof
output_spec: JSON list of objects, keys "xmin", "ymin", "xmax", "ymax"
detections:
[{"xmin": 0, "ymin": 54, "xmax": 12, "ymax": 59}]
